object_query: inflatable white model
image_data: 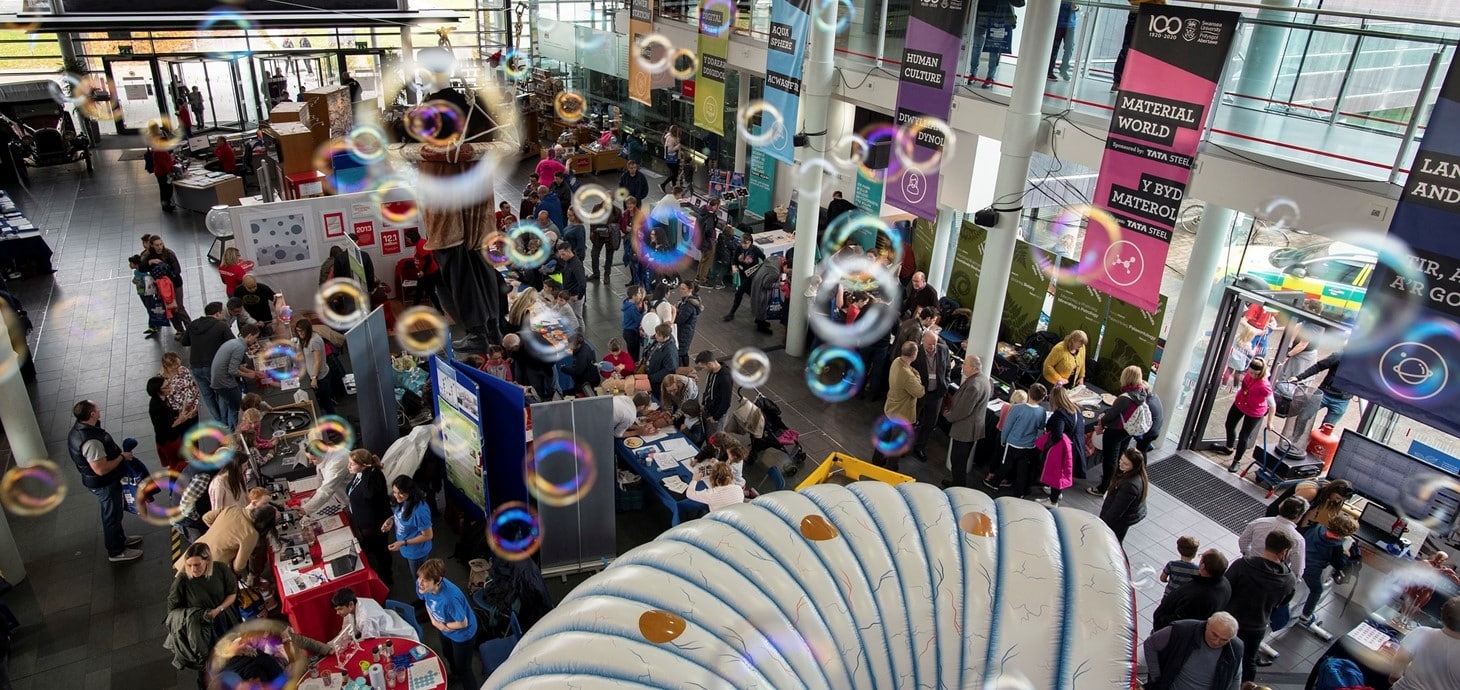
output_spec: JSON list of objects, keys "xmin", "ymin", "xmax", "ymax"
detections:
[{"xmin": 485, "ymin": 482, "xmax": 1138, "ymax": 689}]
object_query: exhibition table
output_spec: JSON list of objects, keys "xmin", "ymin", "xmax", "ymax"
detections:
[
  {"xmin": 752, "ymin": 229, "xmax": 796, "ymax": 259},
  {"xmin": 174, "ymin": 171, "xmax": 245, "ymax": 213},
  {"xmin": 615, "ymin": 431, "xmax": 708, "ymax": 527},
  {"xmin": 272, "ymin": 489, "xmax": 390, "ymax": 642},
  {"xmin": 309, "ymin": 636, "xmax": 447, "ymax": 690}
]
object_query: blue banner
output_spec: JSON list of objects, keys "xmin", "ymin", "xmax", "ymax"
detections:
[
  {"xmin": 1335, "ymin": 57, "xmax": 1460, "ymax": 438},
  {"xmin": 762, "ymin": 0, "xmax": 811, "ymax": 165}
]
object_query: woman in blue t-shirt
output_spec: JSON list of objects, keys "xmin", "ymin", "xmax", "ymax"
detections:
[
  {"xmin": 416, "ymin": 558, "xmax": 479, "ymax": 688},
  {"xmin": 383, "ymin": 476, "xmax": 434, "ymax": 580}
]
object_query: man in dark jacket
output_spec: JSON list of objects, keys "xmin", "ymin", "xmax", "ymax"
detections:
[
  {"xmin": 559, "ymin": 334, "xmax": 599, "ymax": 397},
  {"xmin": 941, "ymin": 355, "xmax": 990, "ymax": 488},
  {"xmin": 1289, "ymin": 351, "xmax": 1352, "ymax": 428},
  {"xmin": 893, "ymin": 308, "xmax": 937, "ymax": 356},
  {"xmin": 695, "ymin": 197, "xmax": 722, "ymax": 283},
  {"xmin": 181, "ymin": 301, "xmax": 231, "ymax": 422},
  {"xmin": 1143, "ymin": 612, "xmax": 1243, "ymax": 690},
  {"xmin": 911, "ymin": 330, "xmax": 952, "ymax": 461},
  {"xmin": 643, "ymin": 323, "xmax": 679, "ymax": 391},
  {"xmin": 826, "ymin": 190, "xmax": 856, "ymax": 224},
  {"xmin": 555, "ymin": 242, "xmax": 586, "ymax": 325},
  {"xmin": 68, "ymin": 400, "xmax": 144, "ymax": 562},
  {"xmin": 617, "ymin": 160, "xmax": 649, "ymax": 205},
  {"xmin": 1223, "ymin": 530, "xmax": 1298, "ymax": 682},
  {"xmin": 1153, "ymin": 549, "xmax": 1232, "ymax": 631},
  {"xmin": 695, "ymin": 350, "xmax": 732, "ymax": 432}
]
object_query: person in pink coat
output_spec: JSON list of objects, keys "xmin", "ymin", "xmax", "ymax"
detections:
[
  {"xmin": 1038, "ymin": 385, "xmax": 1086, "ymax": 507},
  {"xmin": 1218, "ymin": 356, "xmax": 1275, "ymax": 473}
]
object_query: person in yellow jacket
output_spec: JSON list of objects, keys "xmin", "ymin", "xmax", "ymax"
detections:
[
  {"xmin": 1113, "ymin": 0, "xmax": 1168, "ymax": 90},
  {"xmin": 874, "ymin": 341, "xmax": 925, "ymax": 471},
  {"xmin": 1042, "ymin": 330, "xmax": 1088, "ymax": 388}
]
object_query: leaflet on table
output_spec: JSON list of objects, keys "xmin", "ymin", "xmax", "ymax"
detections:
[
  {"xmin": 661, "ymin": 476, "xmax": 689, "ymax": 493},
  {"xmin": 312, "ymin": 514, "xmax": 345, "ymax": 533},
  {"xmin": 318, "ymin": 527, "xmax": 356, "ymax": 562},
  {"xmin": 659, "ymin": 438, "xmax": 696, "ymax": 458},
  {"xmin": 410, "ymin": 661, "xmax": 444, "ymax": 688},
  {"xmin": 652, "ymin": 453, "xmax": 682, "ymax": 472},
  {"xmin": 632, "ymin": 430, "xmax": 669, "ymax": 443},
  {"xmin": 281, "ymin": 568, "xmax": 329, "ymax": 596},
  {"xmin": 289, "ymin": 476, "xmax": 322, "ymax": 494}
]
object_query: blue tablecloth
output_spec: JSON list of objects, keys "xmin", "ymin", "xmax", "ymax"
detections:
[{"xmin": 615, "ymin": 432, "xmax": 707, "ymax": 526}]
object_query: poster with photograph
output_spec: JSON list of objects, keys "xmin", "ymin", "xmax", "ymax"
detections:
[
  {"xmin": 323, "ymin": 211, "xmax": 345, "ymax": 238},
  {"xmin": 433, "ymin": 360, "xmax": 486, "ymax": 511},
  {"xmin": 244, "ymin": 211, "xmax": 315, "ymax": 272},
  {"xmin": 352, "ymin": 220, "xmax": 375, "ymax": 246}
]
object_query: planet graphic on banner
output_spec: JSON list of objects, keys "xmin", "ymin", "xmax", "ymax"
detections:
[{"xmin": 1379, "ymin": 340, "xmax": 1448, "ymax": 401}]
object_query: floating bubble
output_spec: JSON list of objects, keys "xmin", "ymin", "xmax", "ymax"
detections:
[
  {"xmin": 799, "ymin": 514, "xmax": 840, "ymax": 540},
  {"xmin": 736, "ymin": 100, "xmax": 785, "ymax": 148},
  {"xmin": 959, "ymin": 511, "xmax": 997, "ymax": 537},
  {"xmin": 306, "ymin": 415, "xmax": 354, "ymax": 456},
  {"xmin": 501, "ymin": 48, "xmax": 532, "ymax": 80},
  {"xmin": 405, "ymin": 99, "xmax": 465, "ymax": 147},
  {"xmin": 0, "ymin": 460, "xmax": 67, "ymax": 516},
  {"xmin": 1396, "ymin": 471, "xmax": 1460, "ymax": 532},
  {"xmin": 344, "ymin": 125, "xmax": 388, "ymax": 165},
  {"xmin": 1370, "ymin": 318, "xmax": 1460, "ymax": 405},
  {"xmin": 871, "ymin": 415, "xmax": 914, "ymax": 456},
  {"xmin": 828, "ymin": 132, "xmax": 871, "ymax": 171},
  {"xmin": 312, "ymin": 138, "xmax": 373, "ymax": 195},
  {"xmin": 394, "ymin": 306, "xmax": 449, "ymax": 357},
  {"xmin": 429, "ymin": 412, "xmax": 478, "ymax": 461},
  {"xmin": 638, "ymin": 609, "xmax": 687, "ymax": 643},
  {"xmin": 553, "ymin": 91, "xmax": 586, "ymax": 123},
  {"xmin": 525, "ymin": 431, "xmax": 597, "ymax": 507},
  {"xmin": 820, "ymin": 212, "xmax": 902, "ymax": 261},
  {"xmin": 670, "ymin": 48, "xmax": 699, "ymax": 80},
  {"xmin": 630, "ymin": 202, "xmax": 699, "ymax": 274},
  {"xmin": 316, "ymin": 278, "xmax": 369, "ymax": 330},
  {"xmin": 51, "ymin": 294, "xmax": 115, "ymax": 341},
  {"xmin": 1300, "ymin": 230, "xmax": 1426, "ymax": 357},
  {"xmin": 135, "ymin": 469, "xmax": 184, "ymax": 526},
  {"xmin": 197, "ymin": 10, "xmax": 255, "ymax": 58},
  {"xmin": 857, "ymin": 124, "xmax": 897, "ymax": 183},
  {"xmin": 1254, "ymin": 197, "xmax": 1300, "ymax": 230},
  {"xmin": 808, "ymin": 255, "xmax": 903, "ymax": 348},
  {"xmin": 730, "ymin": 347, "xmax": 771, "ymax": 388},
  {"xmin": 70, "ymin": 75, "xmax": 119, "ymax": 122},
  {"xmin": 572, "ymin": 184, "xmax": 614, "ymax": 225},
  {"xmin": 894, "ymin": 115, "xmax": 955, "ymax": 175},
  {"xmin": 506, "ymin": 221, "xmax": 552, "ymax": 268},
  {"xmin": 143, "ymin": 116, "xmax": 183, "ymax": 150},
  {"xmin": 794, "ymin": 157, "xmax": 837, "ymax": 202},
  {"xmin": 182, "ymin": 421, "xmax": 237, "ymax": 472},
  {"xmin": 635, "ymin": 33, "xmax": 674, "ymax": 75},
  {"xmin": 521, "ymin": 302, "xmax": 577, "ymax": 363},
  {"xmin": 487, "ymin": 501, "xmax": 543, "ymax": 561},
  {"xmin": 208, "ymin": 618, "xmax": 309, "ymax": 690},
  {"xmin": 481, "ymin": 231, "xmax": 511, "ymax": 268},
  {"xmin": 698, "ymin": 0, "xmax": 738, "ymax": 37},
  {"xmin": 373, "ymin": 178, "xmax": 418, "ymax": 224},
  {"xmin": 805, "ymin": 346, "xmax": 865, "ymax": 402},
  {"xmin": 257, "ymin": 342, "xmax": 301, "ymax": 382},
  {"xmin": 615, "ymin": 186, "xmax": 632, "ymax": 202},
  {"xmin": 1035, "ymin": 205, "xmax": 1123, "ymax": 284},
  {"xmin": 1129, "ymin": 565, "xmax": 1161, "ymax": 592},
  {"xmin": 813, "ymin": 0, "xmax": 855, "ymax": 34}
]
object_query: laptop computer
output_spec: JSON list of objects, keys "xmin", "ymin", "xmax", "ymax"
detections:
[{"xmin": 1356, "ymin": 502, "xmax": 1405, "ymax": 545}]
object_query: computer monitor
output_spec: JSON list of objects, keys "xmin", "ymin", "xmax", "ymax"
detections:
[
  {"xmin": 1329, "ymin": 431, "xmax": 1460, "ymax": 523},
  {"xmin": 187, "ymin": 136, "xmax": 210, "ymax": 153}
]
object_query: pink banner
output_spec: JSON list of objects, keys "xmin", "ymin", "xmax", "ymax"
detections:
[{"xmin": 1083, "ymin": 5, "xmax": 1237, "ymax": 312}]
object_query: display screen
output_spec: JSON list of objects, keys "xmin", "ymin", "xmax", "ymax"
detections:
[
  {"xmin": 54, "ymin": 0, "xmax": 398, "ymax": 12},
  {"xmin": 1330, "ymin": 431, "xmax": 1460, "ymax": 524}
]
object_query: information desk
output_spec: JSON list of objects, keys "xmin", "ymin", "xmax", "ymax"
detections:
[
  {"xmin": 615, "ymin": 431, "xmax": 708, "ymax": 527},
  {"xmin": 752, "ymin": 229, "xmax": 796, "ymax": 259},
  {"xmin": 273, "ymin": 488, "xmax": 390, "ymax": 642},
  {"xmin": 0, "ymin": 190, "xmax": 53, "ymax": 276},
  {"xmin": 174, "ymin": 171, "xmax": 245, "ymax": 213},
  {"xmin": 307, "ymin": 636, "xmax": 447, "ymax": 690}
]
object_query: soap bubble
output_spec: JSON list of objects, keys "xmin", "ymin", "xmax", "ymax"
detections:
[
  {"xmin": 634, "ymin": 33, "xmax": 674, "ymax": 75},
  {"xmin": 805, "ymin": 346, "xmax": 865, "ymax": 402},
  {"xmin": 404, "ymin": 99, "xmax": 465, "ymax": 147},
  {"xmin": 828, "ymin": 132, "xmax": 871, "ymax": 171},
  {"xmin": 373, "ymin": 178, "xmax": 418, "ymax": 224},
  {"xmin": 808, "ymin": 256, "xmax": 903, "ymax": 348},
  {"xmin": 871, "ymin": 415, "xmax": 914, "ymax": 456},
  {"xmin": 554, "ymin": 91, "xmax": 587, "ymax": 123},
  {"xmin": 1129, "ymin": 565, "xmax": 1162, "ymax": 592},
  {"xmin": 257, "ymin": 342, "xmax": 301, "ymax": 383},
  {"xmin": 814, "ymin": 0, "xmax": 856, "ymax": 34},
  {"xmin": 344, "ymin": 125, "xmax": 389, "ymax": 165},
  {"xmin": 501, "ymin": 48, "xmax": 532, "ymax": 80},
  {"xmin": 51, "ymin": 295, "xmax": 114, "ymax": 341},
  {"xmin": 70, "ymin": 75, "xmax": 120, "ymax": 121},
  {"xmin": 820, "ymin": 212, "xmax": 902, "ymax": 260},
  {"xmin": 0, "ymin": 461, "xmax": 67, "ymax": 516},
  {"xmin": 505, "ymin": 221, "xmax": 551, "ymax": 269},
  {"xmin": 488, "ymin": 501, "xmax": 543, "ymax": 561},
  {"xmin": 629, "ymin": 202, "xmax": 699, "ymax": 274},
  {"xmin": 208, "ymin": 619, "xmax": 309, "ymax": 690},
  {"xmin": 698, "ymin": 0, "xmax": 738, "ymax": 37},
  {"xmin": 730, "ymin": 347, "xmax": 771, "ymax": 388},
  {"xmin": 182, "ymin": 421, "xmax": 237, "ymax": 472},
  {"xmin": 525, "ymin": 431, "xmax": 597, "ymax": 507},
  {"xmin": 394, "ymin": 307, "xmax": 449, "ymax": 357},
  {"xmin": 894, "ymin": 115, "xmax": 955, "ymax": 175},
  {"xmin": 1035, "ymin": 206, "xmax": 1123, "ymax": 285},
  {"xmin": 1300, "ymin": 230, "xmax": 1425, "ymax": 357},
  {"xmin": 135, "ymin": 469, "xmax": 184, "ymax": 526},
  {"xmin": 572, "ymin": 184, "xmax": 614, "ymax": 225},
  {"xmin": 794, "ymin": 157, "xmax": 838, "ymax": 201},
  {"xmin": 316, "ymin": 278, "xmax": 369, "ymax": 330},
  {"xmin": 1254, "ymin": 197, "xmax": 1300, "ymax": 230},
  {"xmin": 737, "ymin": 100, "xmax": 785, "ymax": 148},
  {"xmin": 1395, "ymin": 471, "xmax": 1460, "ymax": 532},
  {"xmin": 306, "ymin": 415, "xmax": 354, "ymax": 456}
]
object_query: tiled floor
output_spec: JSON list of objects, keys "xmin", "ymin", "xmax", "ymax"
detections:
[{"xmin": 0, "ymin": 146, "xmax": 1357, "ymax": 688}]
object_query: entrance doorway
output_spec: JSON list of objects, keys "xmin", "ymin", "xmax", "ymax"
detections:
[
  {"xmin": 103, "ymin": 58, "xmax": 163, "ymax": 134},
  {"xmin": 159, "ymin": 56, "xmax": 258, "ymax": 134},
  {"xmin": 253, "ymin": 53, "xmax": 338, "ymax": 108}
]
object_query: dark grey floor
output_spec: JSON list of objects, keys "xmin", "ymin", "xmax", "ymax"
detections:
[{"xmin": 0, "ymin": 147, "xmax": 1344, "ymax": 689}]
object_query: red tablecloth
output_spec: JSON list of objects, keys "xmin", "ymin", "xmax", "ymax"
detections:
[
  {"xmin": 273, "ymin": 496, "xmax": 390, "ymax": 642},
  {"xmin": 312, "ymin": 636, "xmax": 446, "ymax": 690}
]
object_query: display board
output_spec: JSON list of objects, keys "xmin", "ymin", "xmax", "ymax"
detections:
[
  {"xmin": 1048, "ymin": 264, "xmax": 1109, "ymax": 351},
  {"xmin": 945, "ymin": 221, "xmax": 986, "ymax": 309},
  {"xmin": 1003, "ymin": 240, "xmax": 1054, "ymax": 343},
  {"xmin": 1330, "ymin": 432, "xmax": 1460, "ymax": 523},
  {"xmin": 344, "ymin": 308, "xmax": 397, "ymax": 457},
  {"xmin": 432, "ymin": 356, "xmax": 487, "ymax": 514},
  {"xmin": 746, "ymin": 126, "xmax": 777, "ymax": 219},
  {"xmin": 529, "ymin": 397, "xmax": 616, "ymax": 576},
  {"xmin": 1094, "ymin": 294, "xmax": 1168, "ymax": 393}
]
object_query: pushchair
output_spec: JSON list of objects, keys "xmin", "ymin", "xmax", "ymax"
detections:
[{"xmin": 724, "ymin": 391, "xmax": 811, "ymax": 482}]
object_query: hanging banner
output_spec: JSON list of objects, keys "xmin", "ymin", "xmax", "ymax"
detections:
[
  {"xmin": 1096, "ymin": 294, "xmax": 1168, "ymax": 393},
  {"xmin": 1003, "ymin": 241, "xmax": 1054, "ymax": 343},
  {"xmin": 695, "ymin": 3, "xmax": 730, "ymax": 135},
  {"xmin": 747, "ymin": 125, "xmax": 777, "ymax": 218},
  {"xmin": 884, "ymin": 0, "xmax": 971, "ymax": 219},
  {"xmin": 853, "ymin": 171, "xmax": 885, "ymax": 216},
  {"xmin": 1082, "ymin": 5, "xmax": 1238, "ymax": 312},
  {"xmin": 628, "ymin": 0, "xmax": 656, "ymax": 106},
  {"xmin": 762, "ymin": 0, "xmax": 811, "ymax": 165},
  {"xmin": 1335, "ymin": 57, "xmax": 1460, "ymax": 438},
  {"xmin": 1049, "ymin": 264, "xmax": 1110, "ymax": 355},
  {"xmin": 946, "ymin": 221, "xmax": 986, "ymax": 308}
]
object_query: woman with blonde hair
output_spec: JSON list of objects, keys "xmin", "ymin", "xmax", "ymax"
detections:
[
  {"xmin": 686, "ymin": 461, "xmax": 744, "ymax": 513},
  {"xmin": 1042, "ymin": 330, "xmax": 1088, "ymax": 387},
  {"xmin": 1219, "ymin": 356, "xmax": 1274, "ymax": 472},
  {"xmin": 218, "ymin": 246, "xmax": 251, "ymax": 295},
  {"xmin": 507, "ymin": 287, "xmax": 539, "ymax": 328},
  {"xmin": 1089, "ymin": 364, "xmax": 1149, "ymax": 496}
]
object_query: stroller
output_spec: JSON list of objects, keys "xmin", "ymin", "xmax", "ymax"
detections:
[{"xmin": 725, "ymin": 391, "xmax": 811, "ymax": 481}]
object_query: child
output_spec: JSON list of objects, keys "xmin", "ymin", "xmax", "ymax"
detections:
[
  {"xmin": 481, "ymin": 345, "xmax": 513, "ymax": 382},
  {"xmin": 460, "ymin": 354, "xmax": 486, "ymax": 369},
  {"xmin": 679, "ymin": 399, "xmax": 707, "ymax": 447},
  {"xmin": 1221, "ymin": 320, "xmax": 1260, "ymax": 389},
  {"xmin": 621, "ymin": 286, "xmax": 646, "ymax": 360},
  {"xmin": 1296, "ymin": 512, "xmax": 1361, "ymax": 638},
  {"xmin": 1160, "ymin": 536, "xmax": 1202, "ymax": 596},
  {"xmin": 131, "ymin": 255, "xmax": 168, "ymax": 339},
  {"xmin": 602, "ymin": 338, "xmax": 634, "ymax": 379}
]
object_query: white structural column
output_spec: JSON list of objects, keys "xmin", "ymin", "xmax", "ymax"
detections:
[
  {"xmin": 1152, "ymin": 204, "xmax": 1235, "ymax": 447},
  {"xmin": 965, "ymin": 0, "xmax": 1060, "ymax": 377},
  {"xmin": 0, "ymin": 322, "xmax": 34, "ymax": 582},
  {"xmin": 733, "ymin": 75, "xmax": 752, "ymax": 174},
  {"xmin": 1231, "ymin": 0, "xmax": 1298, "ymax": 130},
  {"xmin": 927, "ymin": 207, "xmax": 956, "ymax": 295},
  {"xmin": 785, "ymin": 1, "xmax": 837, "ymax": 357}
]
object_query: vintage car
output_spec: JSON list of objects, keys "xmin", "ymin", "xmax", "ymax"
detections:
[{"xmin": 0, "ymin": 80, "xmax": 93, "ymax": 174}]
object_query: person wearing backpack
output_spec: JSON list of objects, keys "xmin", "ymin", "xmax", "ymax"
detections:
[{"xmin": 1088, "ymin": 365, "xmax": 1151, "ymax": 496}]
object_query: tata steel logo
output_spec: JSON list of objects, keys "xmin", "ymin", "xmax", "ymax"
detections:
[{"xmin": 1149, "ymin": 16, "xmax": 1201, "ymax": 41}]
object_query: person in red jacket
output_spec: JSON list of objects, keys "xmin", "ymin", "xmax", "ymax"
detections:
[
  {"xmin": 207, "ymin": 136, "xmax": 236, "ymax": 173},
  {"xmin": 409, "ymin": 229, "xmax": 442, "ymax": 311},
  {"xmin": 144, "ymin": 128, "xmax": 177, "ymax": 211}
]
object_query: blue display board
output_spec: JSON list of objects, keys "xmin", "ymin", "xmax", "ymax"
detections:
[{"xmin": 430, "ymin": 357, "xmax": 526, "ymax": 519}]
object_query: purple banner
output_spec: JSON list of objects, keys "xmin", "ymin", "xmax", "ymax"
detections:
[{"xmin": 885, "ymin": 0, "xmax": 969, "ymax": 220}]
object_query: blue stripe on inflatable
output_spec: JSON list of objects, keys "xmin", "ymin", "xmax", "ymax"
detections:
[
  {"xmin": 983, "ymin": 499, "xmax": 1008, "ymax": 686},
  {"xmin": 940, "ymin": 489, "xmax": 969, "ymax": 687},
  {"xmin": 757, "ymin": 494, "xmax": 882, "ymax": 688},
  {"xmin": 1051, "ymin": 508, "xmax": 1077, "ymax": 690},
  {"xmin": 846, "ymin": 482, "xmax": 920, "ymax": 687},
  {"xmin": 891, "ymin": 485, "xmax": 935, "ymax": 689}
]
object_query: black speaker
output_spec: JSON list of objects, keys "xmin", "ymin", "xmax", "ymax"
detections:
[
  {"xmin": 793, "ymin": 133, "xmax": 809, "ymax": 148},
  {"xmin": 973, "ymin": 208, "xmax": 999, "ymax": 227}
]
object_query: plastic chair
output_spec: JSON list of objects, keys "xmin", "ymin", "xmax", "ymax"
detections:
[
  {"xmin": 383, "ymin": 599, "xmax": 423, "ymax": 640},
  {"xmin": 477, "ymin": 612, "xmax": 523, "ymax": 676}
]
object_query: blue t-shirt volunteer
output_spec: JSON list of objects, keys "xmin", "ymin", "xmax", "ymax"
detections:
[
  {"xmin": 420, "ymin": 578, "xmax": 478, "ymax": 643},
  {"xmin": 394, "ymin": 501, "xmax": 433, "ymax": 560}
]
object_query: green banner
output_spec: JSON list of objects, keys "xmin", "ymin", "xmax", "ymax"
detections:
[
  {"xmin": 1003, "ymin": 240, "xmax": 1054, "ymax": 344},
  {"xmin": 1094, "ymin": 294, "xmax": 1169, "ymax": 392},
  {"xmin": 1048, "ymin": 259, "xmax": 1110, "ymax": 356},
  {"xmin": 945, "ymin": 221, "xmax": 986, "ymax": 308},
  {"xmin": 853, "ymin": 170, "xmax": 884, "ymax": 216},
  {"xmin": 912, "ymin": 218, "xmax": 936, "ymax": 274},
  {"xmin": 747, "ymin": 127, "xmax": 776, "ymax": 218},
  {"xmin": 694, "ymin": 7, "xmax": 729, "ymax": 135}
]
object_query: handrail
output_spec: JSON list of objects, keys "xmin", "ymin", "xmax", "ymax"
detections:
[{"xmin": 1086, "ymin": 0, "xmax": 1460, "ymax": 33}]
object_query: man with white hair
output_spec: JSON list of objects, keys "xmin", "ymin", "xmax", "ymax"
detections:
[{"xmin": 1143, "ymin": 611, "xmax": 1243, "ymax": 690}]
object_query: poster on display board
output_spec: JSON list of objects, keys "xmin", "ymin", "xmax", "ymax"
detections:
[
  {"xmin": 351, "ymin": 220, "xmax": 375, "ymax": 246},
  {"xmin": 628, "ymin": 0, "xmax": 657, "ymax": 106},
  {"xmin": 1335, "ymin": 57, "xmax": 1460, "ymax": 440},
  {"xmin": 1048, "ymin": 261, "xmax": 1110, "ymax": 349},
  {"xmin": 239, "ymin": 210, "xmax": 316, "ymax": 274},
  {"xmin": 428, "ymin": 357, "xmax": 529, "ymax": 518},
  {"xmin": 761, "ymin": 0, "xmax": 811, "ymax": 165},
  {"xmin": 694, "ymin": 2, "xmax": 730, "ymax": 135},
  {"xmin": 747, "ymin": 128, "xmax": 777, "ymax": 218},
  {"xmin": 884, "ymin": 0, "xmax": 970, "ymax": 219},
  {"xmin": 431, "ymin": 357, "xmax": 487, "ymax": 514},
  {"xmin": 1082, "ymin": 5, "xmax": 1238, "ymax": 313},
  {"xmin": 322, "ymin": 211, "xmax": 345, "ymax": 238},
  {"xmin": 380, "ymin": 228, "xmax": 402, "ymax": 255},
  {"xmin": 945, "ymin": 221, "xmax": 986, "ymax": 308},
  {"xmin": 1096, "ymin": 294, "xmax": 1168, "ymax": 393},
  {"xmin": 1003, "ymin": 240, "xmax": 1054, "ymax": 344}
]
